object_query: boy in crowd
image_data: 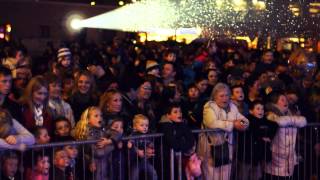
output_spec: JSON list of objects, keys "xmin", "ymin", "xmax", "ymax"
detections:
[
  {"xmin": 53, "ymin": 148, "xmax": 72, "ymax": 180},
  {"xmin": 34, "ymin": 126, "xmax": 51, "ymax": 144},
  {"xmin": 231, "ymin": 85, "xmax": 249, "ymax": 116},
  {"xmin": 53, "ymin": 117, "xmax": 73, "ymax": 142},
  {"xmin": 237, "ymin": 100, "xmax": 278, "ymax": 180},
  {"xmin": 47, "ymin": 74, "xmax": 75, "ymax": 127},
  {"xmin": 1, "ymin": 151, "xmax": 20, "ymax": 180},
  {"xmin": 159, "ymin": 103, "xmax": 195, "ymax": 180},
  {"xmin": 128, "ymin": 114, "xmax": 157, "ymax": 180}
]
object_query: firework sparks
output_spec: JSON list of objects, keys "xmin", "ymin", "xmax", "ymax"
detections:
[{"xmin": 78, "ymin": 0, "xmax": 319, "ymax": 38}]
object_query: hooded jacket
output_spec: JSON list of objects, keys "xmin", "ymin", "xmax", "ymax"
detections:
[{"xmin": 264, "ymin": 104, "xmax": 306, "ymax": 177}]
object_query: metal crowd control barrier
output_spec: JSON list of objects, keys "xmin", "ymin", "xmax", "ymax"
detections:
[{"xmin": 0, "ymin": 123, "xmax": 319, "ymax": 180}]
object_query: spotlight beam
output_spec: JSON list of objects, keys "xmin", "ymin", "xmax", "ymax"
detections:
[{"xmin": 79, "ymin": 0, "xmax": 178, "ymax": 33}]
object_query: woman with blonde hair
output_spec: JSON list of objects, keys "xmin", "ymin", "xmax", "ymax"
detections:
[
  {"xmin": 99, "ymin": 89, "xmax": 127, "ymax": 125},
  {"xmin": 68, "ymin": 70, "xmax": 98, "ymax": 122},
  {"xmin": 19, "ymin": 75, "xmax": 53, "ymax": 133}
]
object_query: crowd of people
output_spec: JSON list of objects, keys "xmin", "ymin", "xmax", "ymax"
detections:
[{"xmin": 0, "ymin": 36, "xmax": 319, "ymax": 180}]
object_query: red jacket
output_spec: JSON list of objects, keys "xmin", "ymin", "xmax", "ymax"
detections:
[{"xmin": 21, "ymin": 105, "xmax": 53, "ymax": 134}]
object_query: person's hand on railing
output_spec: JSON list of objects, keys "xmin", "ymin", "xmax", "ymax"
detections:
[
  {"xmin": 96, "ymin": 137, "xmax": 112, "ymax": 148},
  {"xmin": 137, "ymin": 149, "xmax": 145, "ymax": 158},
  {"xmin": 234, "ymin": 119, "xmax": 249, "ymax": 131},
  {"xmin": 262, "ymin": 137, "xmax": 272, "ymax": 142},
  {"xmin": 5, "ymin": 135, "xmax": 17, "ymax": 145},
  {"xmin": 18, "ymin": 143, "xmax": 27, "ymax": 152},
  {"xmin": 127, "ymin": 141, "xmax": 133, "ymax": 149}
]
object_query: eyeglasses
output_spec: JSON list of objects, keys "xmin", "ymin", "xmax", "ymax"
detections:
[{"xmin": 142, "ymin": 86, "xmax": 152, "ymax": 91}]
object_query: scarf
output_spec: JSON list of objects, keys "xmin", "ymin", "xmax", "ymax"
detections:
[{"xmin": 33, "ymin": 105, "xmax": 44, "ymax": 126}]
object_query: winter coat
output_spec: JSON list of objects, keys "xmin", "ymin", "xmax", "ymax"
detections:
[
  {"xmin": 86, "ymin": 127, "xmax": 122, "ymax": 180},
  {"xmin": 158, "ymin": 116, "xmax": 195, "ymax": 180},
  {"xmin": 159, "ymin": 116, "xmax": 195, "ymax": 154},
  {"xmin": 48, "ymin": 99, "xmax": 75, "ymax": 127},
  {"xmin": 264, "ymin": 104, "xmax": 306, "ymax": 177},
  {"xmin": 202, "ymin": 101, "xmax": 248, "ymax": 151},
  {"xmin": 237, "ymin": 114, "xmax": 278, "ymax": 164},
  {"xmin": 21, "ymin": 105, "xmax": 54, "ymax": 134},
  {"xmin": 127, "ymin": 131, "xmax": 155, "ymax": 165},
  {"xmin": 200, "ymin": 101, "xmax": 248, "ymax": 180}
]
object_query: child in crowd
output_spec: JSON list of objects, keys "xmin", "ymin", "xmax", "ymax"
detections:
[
  {"xmin": 237, "ymin": 100, "xmax": 278, "ymax": 180},
  {"xmin": 128, "ymin": 114, "xmax": 157, "ymax": 180},
  {"xmin": 109, "ymin": 118, "xmax": 125, "ymax": 180},
  {"xmin": 63, "ymin": 144, "xmax": 78, "ymax": 164},
  {"xmin": 34, "ymin": 126, "xmax": 51, "ymax": 144},
  {"xmin": 182, "ymin": 83, "xmax": 204, "ymax": 129},
  {"xmin": 56, "ymin": 48, "xmax": 75, "ymax": 78},
  {"xmin": 1, "ymin": 150, "xmax": 21, "ymax": 180},
  {"xmin": 231, "ymin": 85, "xmax": 249, "ymax": 116},
  {"xmin": 25, "ymin": 152, "xmax": 50, "ymax": 180},
  {"xmin": 72, "ymin": 106, "xmax": 121, "ymax": 180},
  {"xmin": 264, "ymin": 91, "xmax": 307, "ymax": 180},
  {"xmin": 62, "ymin": 74, "xmax": 75, "ymax": 101},
  {"xmin": 0, "ymin": 109, "xmax": 35, "ymax": 150},
  {"xmin": 108, "ymin": 118, "xmax": 125, "ymax": 150},
  {"xmin": 53, "ymin": 116, "xmax": 72, "ymax": 142},
  {"xmin": 53, "ymin": 148, "xmax": 72, "ymax": 180},
  {"xmin": 54, "ymin": 135, "xmax": 81, "ymax": 180},
  {"xmin": 23, "ymin": 126, "xmax": 51, "ymax": 176},
  {"xmin": 159, "ymin": 103, "xmax": 195, "ymax": 180},
  {"xmin": 159, "ymin": 103, "xmax": 195, "ymax": 153},
  {"xmin": 57, "ymin": 48, "xmax": 72, "ymax": 69},
  {"xmin": 47, "ymin": 74, "xmax": 75, "ymax": 127},
  {"xmin": 63, "ymin": 142, "xmax": 79, "ymax": 179},
  {"xmin": 183, "ymin": 153, "xmax": 202, "ymax": 180}
]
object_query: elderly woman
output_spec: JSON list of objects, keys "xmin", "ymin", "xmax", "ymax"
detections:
[{"xmin": 200, "ymin": 83, "xmax": 249, "ymax": 180}]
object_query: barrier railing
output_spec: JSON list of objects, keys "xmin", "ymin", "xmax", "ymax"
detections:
[{"xmin": 0, "ymin": 123, "xmax": 319, "ymax": 180}]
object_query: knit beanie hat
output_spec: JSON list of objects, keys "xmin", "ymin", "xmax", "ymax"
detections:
[{"xmin": 57, "ymin": 48, "xmax": 72, "ymax": 62}]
